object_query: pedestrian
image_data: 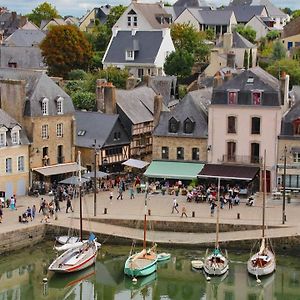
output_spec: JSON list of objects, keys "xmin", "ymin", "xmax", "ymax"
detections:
[
  {"xmin": 26, "ymin": 206, "xmax": 32, "ymax": 221},
  {"xmin": 32, "ymin": 205, "xmax": 36, "ymax": 219},
  {"xmin": 117, "ymin": 185, "xmax": 123, "ymax": 200},
  {"xmin": 0, "ymin": 207, "xmax": 3, "ymax": 223},
  {"xmin": 39, "ymin": 198, "xmax": 44, "ymax": 213},
  {"xmin": 129, "ymin": 186, "xmax": 135, "ymax": 199},
  {"xmin": 181, "ymin": 204, "xmax": 187, "ymax": 218},
  {"xmin": 171, "ymin": 198, "xmax": 179, "ymax": 214},
  {"xmin": 13, "ymin": 194, "xmax": 17, "ymax": 209},
  {"xmin": 220, "ymin": 195, "xmax": 225, "ymax": 209},
  {"xmin": 6, "ymin": 198, "xmax": 10, "ymax": 208},
  {"xmin": 41, "ymin": 201, "xmax": 49, "ymax": 223},
  {"xmin": 228, "ymin": 196, "xmax": 233, "ymax": 210},
  {"xmin": 54, "ymin": 197, "xmax": 60, "ymax": 212},
  {"xmin": 10, "ymin": 196, "xmax": 15, "ymax": 210},
  {"xmin": 66, "ymin": 197, "xmax": 73, "ymax": 213},
  {"xmin": 210, "ymin": 201, "xmax": 217, "ymax": 216},
  {"xmin": 109, "ymin": 191, "xmax": 113, "ymax": 202}
]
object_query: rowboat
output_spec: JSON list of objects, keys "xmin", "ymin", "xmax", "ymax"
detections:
[{"xmin": 157, "ymin": 252, "xmax": 171, "ymax": 262}]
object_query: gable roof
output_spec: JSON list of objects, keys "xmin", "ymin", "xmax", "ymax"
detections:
[
  {"xmin": 3, "ymin": 29, "xmax": 45, "ymax": 46},
  {"xmin": 174, "ymin": 0, "xmax": 210, "ymax": 7},
  {"xmin": 188, "ymin": 9, "xmax": 235, "ymax": 25},
  {"xmin": 103, "ymin": 30, "xmax": 164, "ymax": 65},
  {"xmin": 0, "ymin": 11, "xmax": 27, "ymax": 38},
  {"xmin": 216, "ymin": 31, "xmax": 255, "ymax": 49},
  {"xmin": 221, "ymin": 5, "xmax": 266, "ymax": 23},
  {"xmin": 40, "ymin": 18, "xmax": 67, "ymax": 30},
  {"xmin": 282, "ymin": 17, "xmax": 300, "ymax": 39},
  {"xmin": 281, "ymin": 101, "xmax": 300, "ymax": 137},
  {"xmin": 0, "ymin": 68, "xmax": 74, "ymax": 117}
]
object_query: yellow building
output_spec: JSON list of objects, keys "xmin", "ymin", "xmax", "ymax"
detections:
[
  {"xmin": 280, "ymin": 16, "xmax": 300, "ymax": 52},
  {"xmin": 0, "ymin": 109, "xmax": 29, "ymax": 197}
]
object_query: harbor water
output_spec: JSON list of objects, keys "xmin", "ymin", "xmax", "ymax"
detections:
[{"xmin": 0, "ymin": 243, "xmax": 299, "ymax": 300}]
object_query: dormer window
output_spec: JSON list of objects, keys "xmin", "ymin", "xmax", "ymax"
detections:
[
  {"xmin": 252, "ymin": 91, "xmax": 262, "ymax": 105},
  {"xmin": 56, "ymin": 96, "xmax": 64, "ymax": 114},
  {"xmin": 293, "ymin": 118, "xmax": 300, "ymax": 135},
  {"xmin": 0, "ymin": 127, "xmax": 7, "ymax": 147},
  {"xmin": 183, "ymin": 118, "xmax": 195, "ymax": 134},
  {"xmin": 11, "ymin": 125, "xmax": 21, "ymax": 145},
  {"xmin": 127, "ymin": 9, "xmax": 137, "ymax": 27},
  {"xmin": 169, "ymin": 117, "xmax": 179, "ymax": 133},
  {"xmin": 126, "ymin": 50, "xmax": 134, "ymax": 61},
  {"xmin": 42, "ymin": 97, "xmax": 49, "ymax": 115},
  {"xmin": 228, "ymin": 90, "xmax": 238, "ymax": 104}
]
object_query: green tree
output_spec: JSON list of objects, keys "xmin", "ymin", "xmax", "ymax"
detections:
[
  {"xmin": 249, "ymin": 48, "xmax": 253, "ymax": 68},
  {"xmin": 282, "ymin": 7, "xmax": 292, "ymax": 15},
  {"xmin": 292, "ymin": 10, "xmax": 300, "ymax": 19},
  {"xmin": 68, "ymin": 69, "xmax": 88, "ymax": 80},
  {"xmin": 164, "ymin": 49, "xmax": 194, "ymax": 78},
  {"xmin": 106, "ymin": 5, "xmax": 126, "ymax": 29},
  {"xmin": 243, "ymin": 50, "xmax": 249, "ymax": 69},
  {"xmin": 72, "ymin": 91, "xmax": 96, "ymax": 110},
  {"xmin": 27, "ymin": 2, "xmax": 59, "ymax": 27},
  {"xmin": 40, "ymin": 25, "xmax": 93, "ymax": 78},
  {"xmin": 266, "ymin": 30, "xmax": 281, "ymax": 41},
  {"xmin": 271, "ymin": 40, "xmax": 286, "ymax": 61},
  {"xmin": 235, "ymin": 25, "xmax": 256, "ymax": 43}
]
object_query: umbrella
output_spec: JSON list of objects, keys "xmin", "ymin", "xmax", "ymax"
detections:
[
  {"xmin": 83, "ymin": 171, "xmax": 109, "ymax": 179},
  {"xmin": 59, "ymin": 176, "xmax": 90, "ymax": 185},
  {"xmin": 122, "ymin": 159, "xmax": 149, "ymax": 169}
]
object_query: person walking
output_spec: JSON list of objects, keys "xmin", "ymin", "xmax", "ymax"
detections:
[
  {"xmin": 26, "ymin": 206, "xmax": 32, "ymax": 221},
  {"xmin": 32, "ymin": 205, "xmax": 36, "ymax": 219},
  {"xmin": 171, "ymin": 198, "xmax": 179, "ymax": 214},
  {"xmin": 66, "ymin": 197, "xmax": 73, "ymax": 213},
  {"xmin": 129, "ymin": 186, "xmax": 135, "ymax": 199},
  {"xmin": 10, "ymin": 196, "xmax": 15, "ymax": 210},
  {"xmin": 39, "ymin": 198, "xmax": 45, "ymax": 213},
  {"xmin": 228, "ymin": 196, "xmax": 233, "ymax": 210},
  {"xmin": 117, "ymin": 185, "xmax": 123, "ymax": 200},
  {"xmin": 181, "ymin": 204, "xmax": 188, "ymax": 218},
  {"xmin": 13, "ymin": 194, "xmax": 17, "ymax": 209},
  {"xmin": 0, "ymin": 207, "xmax": 3, "ymax": 223},
  {"xmin": 54, "ymin": 197, "xmax": 60, "ymax": 212},
  {"xmin": 210, "ymin": 200, "xmax": 217, "ymax": 216}
]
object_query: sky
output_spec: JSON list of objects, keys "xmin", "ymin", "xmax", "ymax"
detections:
[{"xmin": 1, "ymin": 0, "xmax": 299, "ymax": 18}]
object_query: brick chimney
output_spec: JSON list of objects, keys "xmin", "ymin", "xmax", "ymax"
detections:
[
  {"xmin": 213, "ymin": 71, "xmax": 223, "ymax": 88},
  {"xmin": 224, "ymin": 70, "xmax": 233, "ymax": 82},
  {"xmin": 223, "ymin": 32, "xmax": 233, "ymax": 53},
  {"xmin": 126, "ymin": 76, "xmax": 136, "ymax": 90},
  {"xmin": 103, "ymin": 82, "xmax": 116, "ymax": 114},
  {"xmin": 280, "ymin": 71, "xmax": 290, "ymax": 109},
  {"xmin": 153, "ymin": 93, "xmax": 163, "ymax": 127},
  {"xmin": 96, "ymin": 78, "xmax": 107, "ymax": 111},
  {"xmin": 143, "ymin": 74, "xmax": 151, "ymax": 87}
]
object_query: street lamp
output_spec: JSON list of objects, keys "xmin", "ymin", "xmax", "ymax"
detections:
[
  {"xmin": 92, "ymin": 139, "xmax": 100, "ymax": 217},
  {"xmin": 282, "ymin": 145, "xmax": 287, "ymax": 224}
]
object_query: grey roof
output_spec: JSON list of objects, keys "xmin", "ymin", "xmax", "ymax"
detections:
[
  {"xmin": 3, "ymin": 29, "xmax": 45, "ymax": 47},
  {"xmin": 290, "ymin": 86, "xmax": 300, "ymax": 103},
  {"xmin": 154, "ymin": 87, "xmax": 212, "ymax": 138},
  {"xmin": 164, "ymin": 6, "xmax": 186, "ymax": 20},
  {"xmin": 189, "ymin": 9, "xmax": 235, "ymax": 25},
  {"xmin": 216, "ymin": 31, "xmax": 256, "ymax": 49},
  {"xmin": 75, "ymin": 110, "xmax": 130, "ymax": 148},
  {"xmin": 221, "ymin": 5, "xmax": 266, "ymax": 23},
  {"xmin": 0, "ymin": 109, "xmax": 29, "ymax": 145},
  {"xmin": 212, "ymin": 67, "xmax": 281, "ymax": 106},
  {"xmin": 174, "ymin": 0, "xmax": 211, "ymax": 7},
  {"xmin": 281, "ymin": 102, "xmax": 300, "ymax": 137},
  {"xmin": 0, "ymin": 68, "xmax": 74, "ymax": 117},
  {"xmin": 103, "ymin": 31, "xmax": 163, "ymax": 65},
  {"xmin": 0, "ymin": 11, "xmax": 26, "ymax": 38}
]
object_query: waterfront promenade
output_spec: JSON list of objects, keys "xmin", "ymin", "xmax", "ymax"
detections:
[{"xmin": 0, "ymin": 190, "xmax": 299, "ymax": 251}]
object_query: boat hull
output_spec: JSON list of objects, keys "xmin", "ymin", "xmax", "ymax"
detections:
[
  {"xmin": 204, "ymin": 250, "xmax": 229, "ymax": 276},
  {"xmin": 124, "ymin": 252, "xmax": 157, "ymax": 277},
  {"xmin": 157, "ymin": 253, "xmax": 171, "ymax": 262},
  {"xmin": 247, "ymin": 249, "xmax": 276, "ymax": 277}
]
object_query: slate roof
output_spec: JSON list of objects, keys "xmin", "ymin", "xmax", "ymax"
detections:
[
  {"xmin": 211, "ymin": 67, "xmax": 281, "ymax": 106},
  {"xmin": 221, "ymin": 5, "xmax": 266, "ymax": 23},
  {"xmin": 174, "ymin": 0, "xmax": 210, "ymax": 7},
  {"xmin": 0, "ymin": 68, "xmax": 74, "ymax": 117},
  {"xmin": 0, "ymin": 11, "xmax": 26, "ymax": 38},
  {"xmin": 280, "ymin": 101, "xmax": 300, "ymax": 137},
  {"xmin": 103, "ymin": 31, "xmax": 164, "ymax": 65},
  {"xmin": 188, "ymin": 9, "xmax": 235, "ymax": 25},
  {"xmin": 281, "ymin": 17, "xmax": 300, "ymax": 39},
  {"xmin": 3, "ymin": 29, "xmax": 46, "ymax": 47},
  {"xmin": 216, "ymin": 31, "xmax": 256, "ymax": 49},
  {"xmin": 0, "ymin": 109, "xmax": 29, "ymax": 145},
  {"xmin": 75, "ymin": 110, "xmax": 129, "ymax": 148},
  {"xmin": 154, "ymin": 88, "xmax": 212, "ymax": 138}
]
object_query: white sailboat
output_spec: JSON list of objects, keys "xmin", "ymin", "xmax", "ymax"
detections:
[
  {"xmin": 49, "ymin": 152, "xmax": 98, "ymax": 273},
  {"xmin": 247, "ymin": 150, "xmax": 276, "ymax": 278},
  {"xmin": 204, "ymin": 177, "xmax": 229, "ymax": 276}
]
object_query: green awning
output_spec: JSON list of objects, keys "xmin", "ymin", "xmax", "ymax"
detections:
[{"xmin": 144, "ymin": 161, "xmax": 204, "ymax": 180}]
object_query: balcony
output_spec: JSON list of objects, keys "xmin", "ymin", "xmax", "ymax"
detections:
[
  {"xmin": 222, "ymin": 155, "xmax": 262, "ymax": 165},
  {"xmin": 57, "ymin": 156, "xmax": 64, "ymax": 164}
]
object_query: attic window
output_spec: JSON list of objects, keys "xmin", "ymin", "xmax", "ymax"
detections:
[
  {"xmin": 228, "ymin": 91, "xmax": 238, "ymax": 104},
  {"xmin": 247, "ymin": 77, "xmax": 254, "ymax": 84},
  {"xmin": 183, "ymin": 118, "xmax": 195, "ymax": 134},
  {"xmin": 169, "ymin": 117, "xmax": 179, "ymax": 133},
  {"xmin": 77, "ymin": 130, "xmax": 86, "ymax": 136},
  {"xmin": 56, "ymin": 96, "xmax": 64, "ymax": 114},
  {"xmin": 41, "ymin": 97, "xmax": 49, "ymax": 115},
  {"xmin": 293, "ymin": 119, "xmax": 300, "ymax": 135},
  {"xmin": 252, "ymin": 91, "xmax": 261, "ymax": 105},
  {"xmin": 126, "ymin": 50, "xmax": 134, "ymax": 61}
]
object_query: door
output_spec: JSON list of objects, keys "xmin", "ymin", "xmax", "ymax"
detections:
[
  {"xmin": 5, "ymin": 182, "xmax": 13, "ymax": 198},
  {"xmin": 251, "ymin": 143, "xmax": 260, "ymax": 164},
  {"xmin": 227, "ymin": 141, "xmax": 236, "ymax": 162},
  {"xmin": 17, "ymin": 179, "xmax": 26, "ymax": 196}
]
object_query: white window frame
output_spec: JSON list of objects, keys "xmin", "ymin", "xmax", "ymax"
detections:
[
  {"xmin": 41, "ymin": 124, "xmax": 49, "ymax": 139},
  {"xmin": 42, "ymin": 98, "xmax": 49, "ymax": 115},
  {"xmin": 6, "ymin": 158, "xmax": 12, "ymax": 173},
  {"xmin": 293, "ymin": 152, "xmax": 300, "ymax": 163},
  {"xmin": 11, "ymin": 130, "xmax": 20, "ymax": 145},
  {"xmin": 126, "ymin": 50, "xmax": 134, "ymax": 61},
  {"xmin": 133, "ymin": 16, "xmax": 137, "ymax": 27},
  {"xmin": 17, "ymin": 156, "xmax": 25, "ymax": 172},
  {"xmin": 127, "ymin": 16, "xmax": 132, "ymax": 26},
  {"xmin": 56, "ymin": 123, "xmax": 63, "ymax": 137},
  {"xmin": 0, "ymin": 127, "xmax": 7, "ymax": 147},
  {"xmin": 57, "ymin": 97, "xmax": 64, "ymax": 115}
]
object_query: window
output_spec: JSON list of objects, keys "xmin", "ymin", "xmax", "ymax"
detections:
[
  {"xmin": 127, "ymin": 16, "xmax": 131, "ymax": 26},
  {"xmin": 293, "ymin": 152, "xmax": 300, "ymax": 163},
  {"xmin": 192, "ymin": 148, "xmax": 199, "ymax": 160},
  {"xmin": 251, "ymin": 143, "xmax": 260, "ymax": 163},
  {"xmin": 0, "ymin": 132, "xmax": 6, "ymax": 146},
  {"xmin": 227, "ymin": 116, "xmax": 236, "ymax": 134},
  {"xmin": 251, "ymin": 117, "xmax": 261, "ymax": 134},
  {"xmin": 126, "ymin": 50, "xmax": 134, "ymax": 61},
  {"xmin": 41, "ymin": 124, "xmax": 49, "ymax": 139},
  {"xmin": 127, "ymin": 10, "xmax": 137, "ymax": 26},
  {"xmin": 161, "ymin": 146, "xmax": 169, "ymax": 159},
  {"xmin": 293, "ymin": 119, "xmax": 300, "ymax": 135},
  {"xmin": 133, "ymin": 16, "xmax": 137, "ymax": 26},
  {"xmin": 169, "ymin": 117, "xmax": 179, "ymax": 133},
  {"xmin": 77, "ymin": 130, "xmax": 86, "ymax": 136},
  {"xmin": 227, "ymin": 141, "xmax": 236, "ymax": 162},
  {"xmin": 105, "ymin": 147, "xmax": 123, "ymax": 156},
  {"xmin": 252, "ymin": 91, "xmax": 261, "ymax": 105},
  {"xmin": 42, "ymin": 98, "xmax": 49, "ymax": 115},
  {"xmin": 57, "ymin": 97, "xmax": 63, "ymax": 114},
  {"xmin": 183, "ymin": 118, "xmax": 194, "ymax": 134},
  {"xmin": 11, "ymin": 130, "xmax": 19, "ymax": 144},
  {"xmin": 56, "ymin": 123, "xmax": 63, "ymax": 137},
  {"xmin": 6, "ymin": 158, "xmax": 12, "ymax": 173},
  {"xmin": 57, "ymin": 145, "xmax": 64, "ymax": 163},
  {"xmin": 228, "ymin": 91, "xmax": 237, "ymax": 104},
  {"xmin": 17, "ymin": 156, "xmax": 24, "ymax": 171},
  {"xmin": 114, "ymin": 132, "xmax": 121, "ymax": 140},
  {"xmin": 177, "ymin": 147, "xmax": 184, "ymax": 160}
]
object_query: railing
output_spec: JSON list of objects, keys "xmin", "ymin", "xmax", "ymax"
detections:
[
  {"xmin": 222, "ymin": 155, "xmax": 262, "ymax": 165},
  {"xmin": 57, "ymin": 156, "xmax": 64, "ymax": 164}
]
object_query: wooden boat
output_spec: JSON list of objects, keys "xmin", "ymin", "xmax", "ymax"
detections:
[
  {"xmin": 124, "ymin": 190, "xmax": 158, "ymax": 278},
  {"xmin": 247, "ymin": 150, "xmax": 276, "ymax": 278},
  {"xmin": 56, "ymin": 236, "xmax": 80, "ymax": 245},
  {"xmin": 203, "ymin": 177, "xmax": 229, "ymax": 276},
  {"xmin": 157, "ymin": 252, "xmax": 171, "ymax": 262}
]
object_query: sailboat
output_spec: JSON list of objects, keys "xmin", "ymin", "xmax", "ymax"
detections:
[
  {"xmin": 124, "ymin": 189, "xmax": 158, "ymax": 278},
  {"xmin": 49, "ymin": 152, "xmax": 98, "ymax": 273},
  {"xmin": 204, "ymin": 177, "xmax": 229, "ymax": 276},
  {"xmin": 247, "ymin": 150, "xmax": 276, "ymax": 278}
]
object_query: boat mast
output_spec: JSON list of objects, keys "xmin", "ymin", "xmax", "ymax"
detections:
[
  {"xmin": 143, "ymin": 183, "xmax": 148, "ymax": 250},
  {"xmin": 216, "ymin": 177, "xmax": 220, "ymax": 249},
  {"xmin": 78, "ymin": 151, "xmax": 83, "ymax": 242},
  {"xmin": 262, "ymin": 150, "xmax": 266, "ymax": 239}
]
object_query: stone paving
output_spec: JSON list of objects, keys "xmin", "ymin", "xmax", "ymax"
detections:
[{"xmin": 0, "ymin": 190, "xmax": 299, "ymax": 245}]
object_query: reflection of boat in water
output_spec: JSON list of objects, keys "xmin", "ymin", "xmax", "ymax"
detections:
[{"xmin": 247, "ymin": 272, "xmax": 275, "ymax": 288}]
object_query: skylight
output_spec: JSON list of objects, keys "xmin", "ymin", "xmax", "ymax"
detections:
[
  {"xmin": 77, "ymin": 130, "xmax": 86, "ymax": 136},
  {"xmin": 247, "ymin": 77, "xmax": 254, "ymax": 84}
]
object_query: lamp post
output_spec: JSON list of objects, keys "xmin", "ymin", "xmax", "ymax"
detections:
[
  {"xmin": 93, "ymin": 139, "xmax": 98, "ymax": 217},
  {"xmin": 282, "ymin": 145, "xmax": 287, "ymax": 224}
]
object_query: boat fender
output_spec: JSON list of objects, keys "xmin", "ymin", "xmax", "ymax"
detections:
[{"xmin": 132, "ymin": 277, "xmax": 137, "ymax": 283}]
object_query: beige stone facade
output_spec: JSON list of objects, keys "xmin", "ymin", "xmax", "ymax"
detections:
[{"xmin": 153, "ymin": 136, "xmax": 207, "ymax": 162}]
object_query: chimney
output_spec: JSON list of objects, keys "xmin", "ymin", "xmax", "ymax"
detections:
[
  {"xmin": 280, "ymin": 71, "xmax": 290, "ymax": 108},
  {"xmin": 11, "ymin": 12, "xmax": 17, "ymax": 21},
  {"xmin": 153, "ymin": 93, "xmax": 163, "ymax": 127},
  {"xmin": 126, "ymin": 76, "xmax": 136, "ymax": 90},
  {"xmin": 213, "ymin": 72, "xmax": 223, "ymax": 87},
  {"xmin": 227, "ymin": 51, "xmax": 236, "ymax": 68},
  {"xmin": 223, "ymin": 32, "xmax": 233, "ymax": 52},
  {"xmin": 103, "ymin": 82, "xmax": 116, "ymax": 114},
  {"xmin": 224, "ymin": 70, "xmax": 233, "ymax": 82},
  {"xmin": 143, "ymin": 74, "xmax": 151, "ymax": 87},
  {"xmin": 96, "ymin": 78, "xmax": 107, "ymax": 111}
]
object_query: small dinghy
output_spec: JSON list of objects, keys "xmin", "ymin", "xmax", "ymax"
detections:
[
  {"xmin": 191, "ymin": 260, "xmax": 204, "ymax": 270},
  {"xmin": 157, "ymin": 253, "xmax": 171, "ymax": 262}
]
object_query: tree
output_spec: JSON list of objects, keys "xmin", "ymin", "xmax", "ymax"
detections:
[
  {"xmin": 72, "ymin": 91, "xmax": 96, "ymax": 110},
  {"xmin": 292, "ymin": 10, "xmax": 300, "ymax": 19},
  {"xmin": 282, "ymin": 7, "xmax": 292, "ymax": 15},
  {"xmin": 27, "ymin": 2, "xmax": 59, "ymax": 26},
  {"xmin": 164, "ymin": 50, "xmax": 194, "ymax": 78},
  {"xmin": 40, "ymin": 25, "xmax": 93, "ymax": 78},
  {"xmin": 243, "ymin": 50, "xmax": 249, "ymax": 69},
  {"xmin": 106, "ymin": 5, "xmax": 126, "ymax": 29},
  {"xmin": 249, "ymin": 48, "xmax": 253, "ymax": 68},
  {"xmin": 271, "ymin": 41, "xmax": 286, "ymax": 61},
  {"xmin": 235, "ymin": 25, "xmax": 256, "ymax": 43},
  {"xmin": 68, "ymin": 69, "xmax": 88, "ymax": 80},
  {"xmin": 266, "ymin": 30, "xmax": 281, "ymax": 41}
]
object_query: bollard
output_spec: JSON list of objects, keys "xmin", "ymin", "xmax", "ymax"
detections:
[
  {"xmin": 104, "ymin": 207, "xmax": 107, "ymax": 214},
  {"xmin": 148, "ymin": 209, "xmax": 151, "ymax": 216},
  {"xmin": 192, "ymin": 211, "xmax": 195, "ymax": 218},
  {"xmin": 237, "ymin": 213, "xmax": 240, "ymax": 219}
]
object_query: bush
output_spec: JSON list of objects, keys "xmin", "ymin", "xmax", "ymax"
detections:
[
  {"xmin": 72, "ymin": 91, "xmax": 96, "ymax": 110},
  {"xmin": 266, "ymin": 30, "xmax": 280, "ymax": 41},
  {"xmin": 68, "ymin": 69, "xmax": 88, "ymax": 80}
]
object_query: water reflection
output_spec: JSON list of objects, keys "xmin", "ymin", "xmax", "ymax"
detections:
[{"xmin": 0, "ymin": 245, "xmax": 300, "ymax": 300}]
